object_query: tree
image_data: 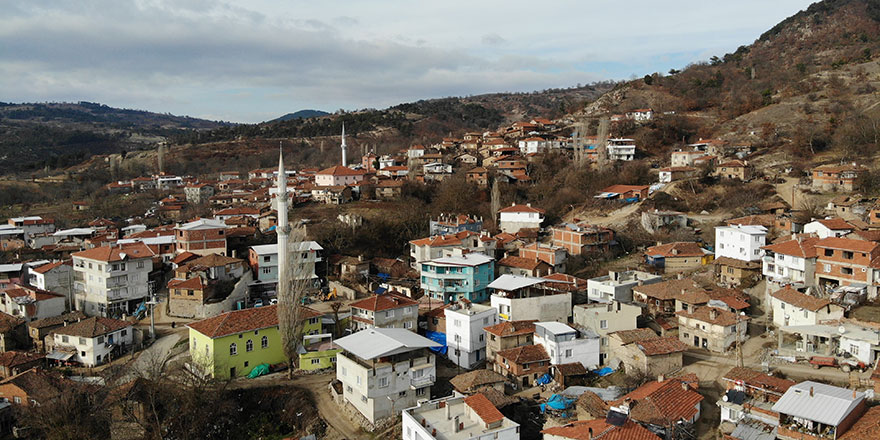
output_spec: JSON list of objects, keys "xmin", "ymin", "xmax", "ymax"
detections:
[
  {"xmin": 330, "ymin": 301, "xmax": 344, "ymax": 338},
  {"xmin": 490, "ymin": 178, "xmax": 501, "ymax": 232},
  {"xmin": 276, "ymin": 226, "xmax": 313, "ymax": 378},
  {"xmin": 643, "ymin": 74, "xmax": 654, "ymax": 85}
]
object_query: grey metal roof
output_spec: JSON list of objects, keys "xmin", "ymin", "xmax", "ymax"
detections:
[
  {"xmin": 487, "ymin": 274, "xmax": 545, "ymax": 291},
  {"xmin": 335, "ymin": 328, "xmax": 440, "ymax": 360},
  {"xmin": 730, "ymin": 421, "xmax": 777, "ymax": 440},
  {"xmin": 771, "ymin": 381, "xmax": 865, "ymax": 426}
]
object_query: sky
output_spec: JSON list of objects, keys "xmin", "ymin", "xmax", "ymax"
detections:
[{"xmin": 0, "ymin": 0, "xmax": 818, "ymax": 123}]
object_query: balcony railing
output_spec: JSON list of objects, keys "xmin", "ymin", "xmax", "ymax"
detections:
[{"xmin": 410, "ymin": 374, "xmax": 434, "ymax": 388}]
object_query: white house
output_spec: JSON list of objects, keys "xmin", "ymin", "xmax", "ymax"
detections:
[
  {"xmin": 50, "ymin": 316, "xmax": 133, "ymax": 367},
  {"xmin": 314, "ymin": 165, "xmax": 366, "ymax": 187},
  {"xmin": 0, "ymin": 286, "xmax": 66, "ymax": 322},
  {"xmin": 402, "ymin": 393, "xmax": 520, "ymax": 440},
  {"xmin": 671, "ymin": 150, "xmax": 709, "ymax": 168},
  {"xmin": 761, "ymin": 235, "xmax": 819, "ymax": 290},
  {"xmin": 489, "ymin": 275, "xmax": 571, "ymax": 323},
  {"xmin": 518, "ymin": 137, "xmax": 548, "ymax": 155},
  {"xmin": 534, "ymin": 321, "xmax": 600, "ymax": 370},
  {"xmin": 572, "ymin": 300, "xmax": 642, "ymax": 365},
  {"xmin": 248, "ymin": 241, "xmax": 323, "ymax": 286},
  {"xmin": 335, "ymin": 328, "xmax": 440, "ymax": 424},
  {"xmin": 7, "ymin": 216, "xmax": 55, "ymax": 239},
  {"xmin": 715, "ymin": 224, "xmax": 767, "ymax": 262},
  {"xmin": 628, "ymin": 108, "xmax": 654, "ymax": 122},
  {"xmin": 803, "ymin": 218, "xmax": 853, "ymax": 239},
  {"xmin": 28, "ymin": 260, "xmax": 73, "ymax": 300},
  {"xmin": 606, "ymin": 139, "xmax": 636, "ymax": 161},
  {"xmin": 769, "ymin": 286, "xmax": 844, "ymax": 327},
  {"xmin": 586, "ymin": 270, "xmax": 661, "ymax": 303},
  {"xmin": 423, "ymin": 162, "xmax": 453, "ymax": 175},
  {"xmin": 72, "ymin": 242, "xmax": 154, "ymax": 317},
  {"xmin": 498, "ymin": 204, "xmax": 545, "ymax": 234},
  {"xmin": 445, "ymin": 301, "xmax": 498, "ymax": 369}
]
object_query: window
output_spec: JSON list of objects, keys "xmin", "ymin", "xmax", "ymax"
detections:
[
  {"xmin": 416, "ymin": 387, "xmax": 426, "ymax": 396},
  {"xmin": 843, "ymin": 251, "xmax": 854, "ymax": 260},
  {"xmin": 824, "ymin": 264, "xmax": 831, "ymax": 273},
  {"xmin": 565, "ymin": 349, "xmax": 572, "ymax": 358},
  {"xmin": 261, "ymin": 336, "xmax": 268, "ymax": 348},
  {"xmin": 262, "ymin": 268, "xmax": 271, "ymax": 274},
  {"xmin": 264, "ymin": 256, "xmax": 271, "ymax": 263},
  {"xmin": 479, "ymin": 334, "xmax": 484, "ymax": 342},
  {"xmin": 79, "ymin": 337, "xmax": 86, "ymax": 345},
  {"xmin": 230, "ymin": 343, "xmax": 237, "ymax": 355},
  {"xmin": 81, "ymin": 351, "xmax": 86, "ymax": 357},
  {"xmin": 405, "ymin": 321, "xmax": 413, "ymax": 329},
  {"xmin": 379, "ymin": 377, "xmax": 389, "ymax": 387},
  {"xmin": 187, "ymin": 290, "xmax": 194, "ymax": 296},
  {"xmin": 850, "ymin": 344, "xmax": 859, "ymax": 355},
  {"xmin": 824, "ymin": 249, "xmax": 834, "ymax": 257},
  {"xmin": 346, "ymin": 385, "xmax": 353, "ymax": 393},
  {"xmin": 385, "ymin": 310, "xmax": 394, "ymax": 318},
  {"xmin": 137, "ymin": 261, "xmax": 144, "ymax": 269},
  {"xmin": 356, "ymin": 376, "xmax": 361, "ymax": 385},
  {"xmin": 399, "ymin": 391, "xmax": 407, "ymax": 397},
  {"xmin": 341, "ymin": 366, "xmax": 347, "ymax": 376},
  {"xmin": 842, "ymin": 267, "xmax": 853, "ymax": 275},
  {"xmin": 13, "ymin": 397, "xmax": 20, "ymax": 404},
  {"xmin": 97, "ymin": 336, "xmax": 104, "ymax": 344},
  {"xmin": 804, "ymin": 310, "xmax": 809, "ymax": 318},
  {"xmin": 454, "ymin": 319, "xmax": 461, "ymax": 327},
  {"xmin": 246, "ymin": 340, "xmax": 253, "ymax": 352},
  {"xmin": 601, "ymin": 337, "xmax": 608, "ymax": 346},
  {"xmin": 311, "ymin": 359, "xmax": 321, "ymax": 365},
  {"xmin": 600, "ymin": 320, "xmax": 608, "ymax": 329},
  {"xmin": 361, "ymin": 395, "xmax": 367, "ymax": 403}
]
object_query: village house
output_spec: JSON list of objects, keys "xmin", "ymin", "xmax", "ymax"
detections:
[
  {"xmin": 640, "ymin": 210, "xmax": 688, "ymax": 234},
  {"xmin": 497, "ymin": 256, "xmax": 552, "ymax": 278},
  {"xmin": 676, "ymin": 306, "xmax": 748, "ymax": 353},
  {"xmin": 167, "ymin": 253, "xmax": 249, "ymax": 318},
  {"xmin": 27, "ymin": 260, "xmax": 72, "ymax": 300},
  {"xmin": 49, "ymin": 316, "xmax": 133, "ymax": 367},
  {"xmin": 483, "ymin": 320, "xmax": 535, "ymax": 365},
  {"xmin": 772, "ymin": 381, "xmax": 866, "ymax": 440},
  {"xmin": 605, "ymin": 138, "xmax": 636, "ymax": 161},
  {"xmin": 658, "ymin": 166, "xmax": 698, "ymax": 183},
  {"xmin": 314, "ymin": 165, "xmax": 366, "ymax": 187},
  {"xmin": 518, "ymin": 242, "xmax": 567, "ymax": 272},
  {"xmin": 374, "ymin": 179, "xmax": 404, "ymax": 200},
  {"xmin": 671, "ymin": 150, "xmax": 710, "ymax": 167},
  {"xmin": 813, "ymin": 237, "xmax": 880, "ymax": 298},
  {"xmin": 596, "ymin": 184, "xmax": 649, "ymax": 201},
  {"xmin": 445, "ymin": 301, "xmax": 497, "ymax": 369},
  {"xmin": 493, "ymin": 343, "xmax": 550, "ymax": 388},
  {"xmin": 420, "ymin": 252, "xmax": 495, "ymax": 303},
  {"xmin": 7, "ymin": 216, "xmax": 55, "ymax": 240},
  {"xmin": 449, "ymin": 369, "xmax": 508, "ymax": 395},
  {"xmin": 769, "ymin": 286, "xmax": 844, "ymax": 327},
  {"xmin": 497, "ymin": 203, "xmax": 544, "ymax": 234},
  {"xmin": 72, "ymin": 242, "xmax": 154, "ymax": 317},
  {"xmin": 27, "ymin": 311, "xmax": 86, "ymax": 352},
  {"xmin": 349, "ymin": 292, "xmax": 418, "ymax": 332},
  {"xmin": 811, "ymin": 163, "xmax": 862, "ymax": 192},
  {"xmin": 335, "ymin": 328, "xmax": 439, "ymax": 424},
  {"xmin": 607, "ymin": 328, "xmax": 688, "ymax": 377},
  {"xmin": 715, "ymin": 160, "xmax": 751, "ymax": 180},
  {"xmin": 551, "ymin": 223, "xmax": 614, "ymax": 256},
  {"xmin": 762, "ymin": 235, "xmax": 820, "ymax": 292},
  {"xmin": 644, "ymin": 241, "xmax": 713, "ymax": 273},
  {"xmin": 573, "ymin": 300, "xmax": 642, "ymax": 365},
  {"xmin": 0, "ymin": 368, "xmax": 68, "ymax": 407},
  {"xmin": 632, "ymin": 277, "xmax": 702, "ymax": 318},
  {"xmin": 429, "ymin": 214, "xmax": 483, "ymax": 236},
  {"xmin": 174, "ymin": 218, "xmax": 228, "ymax": 257},
  {"xmin": 465, "ymin": 167, "xmax": 489, "ymax": 187},
  {"xmin": 187, "ymin": 305, "xmax": 296, "ymax": 379},
  {"xmin": 716, "ymin": 224, "xmax": 767, "ymax": 262},
  {"xmin": 402, "ymin": 393, "xmax": 520, "ymax": 440},
  {"xmin": 543, "ymin": 419, "xmax": 661, "ymax": 440},
  {"xmin": 534, "ymin": 321, "xmax": 599, "ymax": 370},
  {"xmin": 247, "ymin": 241, "xmax": 323, "ymax": 286},
  {"xmin": 778, "ymin": 321, "xmax": 880, "ymax": 366},
  {"xmin": 409, "ymin": 230, "xmax": 496, "ymax": 269},
  {"xmin": 586, "ymin": 270, "xmax": 661, "ymax": 303},
  {"xmin": 0, "ymin": 285, "xmax": 65, "ymax": 322},
  {"xmin": 0, "ymin": 352, "xmax": 44, "ymax": 379},
  {"xmin": 610, "ymin": 376, "xmax": 703, "ymax": 438},
  {"xmin": 183, "ymin": 183, "xmax": 215, "ymax": 205},
  {"xmin": 489, "ymin": 275, "xmax": 571, "ymax": 323},
  {"xmin": 804, "ymin": 217, "xmax": 854, "ymax": 239},
  {"xmin": 0, "ymin": 312, "xmax": 26, "ymax": 352}
]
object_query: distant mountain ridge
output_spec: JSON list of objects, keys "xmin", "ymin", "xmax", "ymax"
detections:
[{"xmin": 270, "ymin": 110, "xmax": 331, "ymax": 122}]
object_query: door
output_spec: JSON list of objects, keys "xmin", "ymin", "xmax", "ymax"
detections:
[
  {"xmin": 230, "ymin": 367, "xmax": 236, "ymax": 377},
  {"xmin": 694, "ymin": 336, "xmax": 699, "ymax": 347}
]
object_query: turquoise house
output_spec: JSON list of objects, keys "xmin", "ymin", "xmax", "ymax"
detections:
[{"xmin": 420, "ymin": 252, "xmax": 495, "ymax": 303}]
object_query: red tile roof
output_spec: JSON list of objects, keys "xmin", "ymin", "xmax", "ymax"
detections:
[
  {"xmin": 676, "ymin": 306, "xmax": 747, "ymax": 327},
  {"xmin": 613, "ymin": 378, "xmax": 703, "ymax": 427},
  {"xmin": 316, "ymin": 165, "xmax": 366, "ymax": 176},
  {"xmin": 187, "ymin": 305, "xmax": 280, "ymax": 338},
  {"xmin": 498, "ymin": 204, "xmax": 545, "ymax": 214},
  {"xmin": 609, "ymin": 328, "xmax": 658, "ymax": 344},
  {"xmin": 636, "ymin": 336, "xmax": 689, "ymax": 356},
  {"xmin": 645, "ymin": 242, "xmax": 705, "ymax": 258},
  {"xmin": 73, "ymin": 242, "xmax": 154, "ymax": 262},
  {"xmin": 349, "ymin": 292, "xmax": 418, "ymax": 312},
  {"xmin": 167, "ymin": 277, "xmax": 205, "ymax": 291},
  {"xmin": 496, "ymin": 344, "xmax": 548, "ymax": 364},
  {"xmin": 816, "ymin": 218, "xmax": 855, "ymax": 230},
  {"xmin": 30, "ymin": 260, "xmax": 70, "ymax": 274},
  {"xmin": 498, "ymin": 256, "xmax": 544, "ymax": 270},
  {"xmin": 484, "ymin": 320, "xmax": 536, "ymax": 337},
  {"xmin": 722, "ymin": 367, "xmax": 796, "ymax": 395},
  {"xmin": 840, "ymin": 405, "xmax": 880, "ymax": 439},
  {"xmin": 542, "ymin": 419, "xmax": 661, "ymax": 440},
  {"xmin": 814, "ymin": 237, "xmax": 879, "ymax": 253},
  {"xmin": 633, "ymin": 279, "xmax": 702, "ymax": 301},
  {"xmin": 770, "ymin": 286, "xmax": 831, "ymax": 311},
  {"xmin": 762, "ymin": 235, "xmax": 820, "ymax": 258},
  {"xmin": 463, "ymin": 393, "xmax": 505, "ymax": 425},
  {"xmin": 52, "ymin": 316, "xmax": 131, "ymax": 338}
]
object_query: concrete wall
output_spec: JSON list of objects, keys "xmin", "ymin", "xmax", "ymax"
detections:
[{"xmin": 169, "ymin": 271, "xmax": 252, "ymax": 319}]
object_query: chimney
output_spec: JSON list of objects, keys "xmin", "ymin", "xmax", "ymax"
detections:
[
  {"xmin": 453, "ymin": 416, "xmax": 461, "ymax": 432},
  {"xmin": 657, "ymin": 374, "xmax": 664, "ymax": 382},
  {"xmin": 358, "ymin": 255, "xmax": 364, "ymax": 262},
  {"xmin": 810, "ymin": 386, "xmax": 814, "ymax": 397},
  {"xmin": 676, "ymin": 273, "xmax": 683, "ymax": 280},
  {"xmin": 526, "ymin": 203, "xmax": 531, "ymax": 207},
  {"xmin": 710, "ymin": 308, "xmax": 718, "ymax": 320},
  {"xmin": 445, "ymin": 401, "xmax": 451, "ymax": 419},
  {"xmin": 853, "ymin": 389, "xmax": 857, "ymax": 399},
  {"xmin": 682, "ymin": 382, "xmax": 689, "ymax": 391},
  {"xmin": 588, "ymin": 428, "xmax": 594, "ymax": 439}
]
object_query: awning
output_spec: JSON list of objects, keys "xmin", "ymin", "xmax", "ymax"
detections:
[{"xmin": 46, "ymin": 351, "xmax": 74, "ymax": 361}]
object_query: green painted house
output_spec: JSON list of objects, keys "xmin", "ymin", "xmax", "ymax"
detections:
[{"xmin": 187, "ymin": 304, "xmax": 325, "ymax": 379}]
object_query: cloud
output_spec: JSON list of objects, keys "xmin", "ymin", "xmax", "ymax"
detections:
[{"xmin": 0, "ymin": 0, "xmax": 816, "ymax": 122}]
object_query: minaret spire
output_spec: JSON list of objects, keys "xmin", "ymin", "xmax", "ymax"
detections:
[
  {"xmin": 276, "ymin": 141, "xmax": 290, "ymax": 298},
  {"xmin": 341, "ymin": 122, "xmax": 347, "ymax": 167}
]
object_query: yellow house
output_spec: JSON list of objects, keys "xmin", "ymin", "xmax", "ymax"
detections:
[{"xmin": 187, "ymin": 304, "xmax": 324, "ymax": 379}]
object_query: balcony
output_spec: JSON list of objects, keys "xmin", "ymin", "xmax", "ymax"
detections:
[{"xmin": 411, "ymin": 374, "xmax": 435, "ymax": 388}]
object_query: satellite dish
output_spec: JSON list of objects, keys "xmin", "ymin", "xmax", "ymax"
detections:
[
  {"xmin": 838, "ymin": 326, "xmax": 846, "ymax": 334},
  {"xmin": 722, "ymin": 395, "xmax": 729, "ymax": 402}
]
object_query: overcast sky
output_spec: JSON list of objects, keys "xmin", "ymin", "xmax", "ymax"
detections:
[{"xmin": 1, "ymin": 0, "xmax": 817, "ymax": 123}]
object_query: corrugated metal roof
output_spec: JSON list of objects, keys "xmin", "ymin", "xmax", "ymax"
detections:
[
  {"xmin": 487, "ymin": 274, "xmax": 546, "ymax": 291},
  {"xmin": 335, "ymin": 328, "xmax": 440, "ymax": 360},
  {"xmin": 771, "ymin": 381, "xmax": 864, "ymax": 426}
]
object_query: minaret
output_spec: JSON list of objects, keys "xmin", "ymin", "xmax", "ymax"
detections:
[
  {"xmin": 340, "ymin": 123, "xmax": 347, "ymax": 167},
  {"xmin": 276, "ymin": 143, "xmax": 290, "ymax": 298}
]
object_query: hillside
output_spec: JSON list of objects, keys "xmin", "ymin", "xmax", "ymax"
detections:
[
  {"xmin": 270, "ymin": 110, "xmax": 331, "ymax": 122},
  {"xmin": 0, "ymin": 102, "xmax": 228, "ymax": 172},
  {"xmin": 575, "ymin": 0, "xmax": 880, "ymax": 167}
]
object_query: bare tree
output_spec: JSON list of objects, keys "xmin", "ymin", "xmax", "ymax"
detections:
[
  {"xmin": 330, "ymin": 301, "xmax": 344, "ymax": 338},
  {"xmin": 490, "ymin": 178, "xmax": 501, "ymax": 232},
  {"xmin": 277, "ymin": 225, "xmax": 313, "ymax": 378}
]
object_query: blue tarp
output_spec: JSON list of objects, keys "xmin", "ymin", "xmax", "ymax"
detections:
[
  {"xmin": 593, "ymin": 367, "xmax": 614, "ymax": 377},
  {"xmin": 374, "ymin": 287, "xmax": 387, "ymax": 294},
  {"xmin": 540, "ymin": 394, "xmax": 576, "ymax": 413},
  {"xmin": 425, "ymin": 331, "xmax": 447, "ymax": 355},
  {"xmin": 535, "ymin": 373, "xmax": 552, "ymax": 386}
]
